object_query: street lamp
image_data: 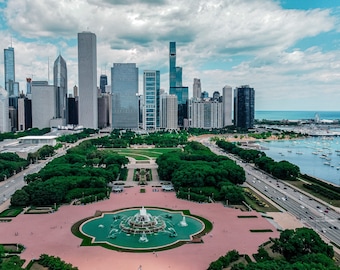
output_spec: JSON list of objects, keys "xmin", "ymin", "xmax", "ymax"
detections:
[{"xmin": 188, "ymin": 188, "xmax": 190, "ymax": 201}]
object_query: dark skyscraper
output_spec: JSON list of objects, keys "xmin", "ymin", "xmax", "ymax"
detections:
[
  {"xmin": 100, "ymin": 74, "xmax": 108, "ymax": 93},
  {"xmin": 169, "ymin": 42, "xmax": 189, "ymax": 128},
  {"xmin": 169, "ymin": 42, "xmax": 176, "ymax": 88},
  {"xmin": 111, "ymin": 63, "xmax": 139, "ymax": 129},
  {"xmin": 234, "ymin": 85, "xmax": 255, "ymax": 129}
]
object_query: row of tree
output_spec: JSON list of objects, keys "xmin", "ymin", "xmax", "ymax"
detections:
[
  {"xmin": 0, "ymin": 127, "xmax": 50, "ymax": 142},
  {"xmin": 156, "ymin": 141, "xmax": 246, "ymax": 204},
  {"xmin": 208, "ymin": 228, "xmax": 337, "ymax": 270},
  {"xmin": 216, "ymin": 140, "xmax": 300, "ymax": 180},
  {"xmin": 11, "ymin": 141, "xmax": 129, "ymax": 206},
  {"xmin": 91, "ymin": 130, "xmax": 189, "ymax": 148},
  {"xmin": 0, "ymin": 153, "xmax": 29, "ymax": 182}
]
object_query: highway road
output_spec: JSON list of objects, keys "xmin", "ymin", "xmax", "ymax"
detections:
[{"xmin": 200, "ymin": 139, "xmax": 340, "ymax": 247}]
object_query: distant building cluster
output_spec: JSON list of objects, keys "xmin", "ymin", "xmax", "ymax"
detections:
[{"xmin": 1, "ymin": 34, "xmax": 256, "ymax": 133}]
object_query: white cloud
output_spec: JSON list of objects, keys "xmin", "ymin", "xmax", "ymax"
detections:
[{"xmin": 1, "ymin": 0, "xmax": 339, "ymax": 110}]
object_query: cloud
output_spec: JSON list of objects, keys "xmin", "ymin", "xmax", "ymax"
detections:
[{"xmin": 1, "ymin": 0, "xmax": 339, "ymax": 110}]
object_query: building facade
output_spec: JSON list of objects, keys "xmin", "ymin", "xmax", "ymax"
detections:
[
  {"xmin": 189, "ymin": 99, "xmax": 223, "ymax": 129},
  {"xmin": 160, "ymin": 93, "xmax": 178, "ymax": 130},
  {"xmin": 111, "ymin": 63, "xmax": 139, "ymax": 129},
  {"xmin": 31, "ymin": 82, "xmax": 57, "ymax": 129},
  {"xmin": 193, "ymin": 78, "xmax": 202, "ymax": 100},
  {"xmin": 143, "ymin": 70, "xmax": 160, "ymax": 130},
  {"xmin": 53, "ymin": 54, "xmax": 68, "ymax": 124},
  {"xmin": 234, "ymin": 85, "xmax": 255, "ymax": 129},
  {"xmin": 222, "ymin": 85, "xmax": 233, "ymax": 126},
  {"xmin": 4, "ymin": 46, "xmax": 19, "ymax": 97},
  {"xmin": 169, "ymin": 42, "xmax": 176, "ymax": 89},
  {"xmin": 0, "ymin": 86, "xmax": 10, "ymax": 132},
  {"xmin": 100, "ymin": 74, "xmax": 108, "ymax": 93},
  {"xmin": 17, "ymin": 95, "xmax": 32, "ymax": 131},
  {"xmin": 77, "ymin": 31, "xmax": 98, "ymax": 129}
]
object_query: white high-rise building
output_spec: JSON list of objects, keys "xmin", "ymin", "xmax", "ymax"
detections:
[
  {"xmin": 222, "ymin": 85, "xmax": 233, "ymax": 126},
  {"xmin": 143, "ymin": 70, "xmax": 160, "ymax": 130},
  {"xmin": 189, "ymin": 99, "xmax": 223, "ymax": 129},
  {"xmin": 160, "ymin": 93, "xmax": 178, "ymax": 130},
  {"xmin": 0, "ymin": 86, "xmax": 10, "ymax": 132},
  {"xmin": 78, "ymin": 31, "xmax": 98, "ymax": 129},
  {"xmin": 193, "ymin": 78, "xmax": 201, "ymax": 99},
  {"xmin": 31, "ymin": 82, "xmax": 57, "ymax": 129}
]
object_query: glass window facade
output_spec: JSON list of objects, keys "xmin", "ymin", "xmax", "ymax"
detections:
[
  {"xmin": 111, "ymin": 63, "xmax": 139, "ymax": 129},
  {"xmin": 143, "ymin": 70, "xmax": 160, "ymax": 130}
]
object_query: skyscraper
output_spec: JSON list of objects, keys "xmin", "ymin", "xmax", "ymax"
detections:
[
  {"xmin": 193, "ymin": 78, "xmax": 201, "ymax": 99},
  {"xmin": 111, "ymin": 63, "xmax": 139, "ymax": 129},
  {"xmin": 0, "ymin": 86, "xmax": 10, "ymax": 132},
  {"xmin": 169, "ymin": 42, "xmax": 176, "ymax": 88},
  {"xmin": 53, "ymin": 54, "xmax": 68, "ymax": 123},
  {"xmin": 169, "ymin": 42, "xmax": 189, "ymax": 128},
  {"xmin": 222, "ymin": 85, "xmax": 233, "ymax": 126},
  {"xmin": 100, "ymin": 74, "xmax": 108, "ymax": 93},
  {"xmin": 4, "ymin": 46, "xmax": 19, "ymax": 97},
  {"xmin": 77, "ymin": 31, "xmax": 98, "ymax": 129},
  {"xmin": 234, "ymin": 85, "xmax": 255, "ymax": 129},
  {"xmin": 160, "ymin": 93, "xmax": 178, "ymax": 130},
  {"xmin": 31, "ymin": 82, "xmax": 57, "ymax": 129},
  {"xmin": 143, "ymin": 70, "xmax": 160, "ymax": 130}
]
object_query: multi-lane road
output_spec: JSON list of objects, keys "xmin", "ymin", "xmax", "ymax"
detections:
[{"xmin": 201, "ymin": 139, "xmax": 340, "ymax": 247}]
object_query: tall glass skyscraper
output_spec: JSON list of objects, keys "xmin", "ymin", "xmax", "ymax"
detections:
[
  {"xmin": 234, "ymin": 85, "xmax": 255, "ymax": 129},
  {"xmin": 143, "ymin": 70, "xmax": 160, "ymax": 130},
  {"xmin": 169, "ymin": 42, "xmax": 176, "ymax": 88},
  {"xmin": 169, "ymin": 42, "xmax": 189, "ymax": 127},
  {"xmin": 4, "ymin": 47, "xmax": 18, "ymax": 96},
  {"xmin": 100, "ymin": 74, "xmax": 107, "ymax": 93},
  {"xmin": 53, "ymin": 54, "xmax": 68, "ymax": 122},
  {"xmin": 77, "ymin": 31, "xmax": 98, "ymax": 129},
  {"xmin": 111, "ymin": 63, "xmax": 139, "ymax": 129}
]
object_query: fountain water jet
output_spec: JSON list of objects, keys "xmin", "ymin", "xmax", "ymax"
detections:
[{"xmin": 179, "ymin": 216, "xmax": 188, "ymax": 227}]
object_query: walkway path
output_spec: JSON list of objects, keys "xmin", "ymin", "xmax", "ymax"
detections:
[{"xmin": 0, "ymin": 185, "xmax": 279, "ymax": 270}]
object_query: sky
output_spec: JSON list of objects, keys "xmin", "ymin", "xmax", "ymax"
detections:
[{"xmin": 0, "ymin": 0, "xmax": 339, "ymax": 111}]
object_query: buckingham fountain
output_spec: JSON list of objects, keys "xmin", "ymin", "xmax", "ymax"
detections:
[{"xmin": 76, "ymin": 206, "xmax": 207, "ymax": 251}]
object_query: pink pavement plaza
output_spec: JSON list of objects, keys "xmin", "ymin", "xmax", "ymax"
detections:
[{"xmin": 0, "ymin": 186, "xmax": 279, "ymax": 270}]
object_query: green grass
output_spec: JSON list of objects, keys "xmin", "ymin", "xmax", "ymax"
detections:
[
  {"xmin": 243, "ymin": 188, "xmax": 280, "ymax": 213},
  {"xmin": 117, "ymin": 153, "xmax": 150, "ymax": 160},
  {"xmin": 286, "ymin": 180, "xmax": 340, "ymax": 207},
  {"xmin": 113, "ymin": 148, "xmax": 180, "ymax": 159},
  {"xmin": 0, "ymin": 207, "xmax": 23, "ymax": 217}
]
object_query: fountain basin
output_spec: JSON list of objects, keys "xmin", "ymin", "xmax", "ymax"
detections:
[{"xmin": 76, "ymin": 207, "xmax": 208, "ymax": 251}]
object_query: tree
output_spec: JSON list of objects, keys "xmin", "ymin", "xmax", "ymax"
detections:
[
  {"xmin": 271, "ymin": 228, "xmax": 334, "ymax": 261},
  {"xmin": 10, "ymin": 189, "xmax": 30, "ymax": 206}
]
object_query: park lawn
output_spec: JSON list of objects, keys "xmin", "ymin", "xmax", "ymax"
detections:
[
  {"xmin": 113, "ymin": 148, "xmax": 180, "ymax": 159},
  {"xmin": 117, "ymin": 153, "xmax": 150, "ymax": 160},
  {"xmin": 286, "ymin": 180, "xmax": 340, "ymax": 207},
  {"xmin": 243, "ymin": 188, "xmax": 280, "ymax": 213}
]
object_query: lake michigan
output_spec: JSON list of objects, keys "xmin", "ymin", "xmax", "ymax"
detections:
[{"xmin": 255, "ymin": 111, "xmax": 340, "ymax": 186}]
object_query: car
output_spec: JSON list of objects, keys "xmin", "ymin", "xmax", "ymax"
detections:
[
  {"xmin": 309, "ymin": 216, "xmax": 313, "ymax": 220},
  {"xmin": 334, "ymin": 226, "xmax": 338, "ymax": 230},
  {"xmin": 324, "ymin": 210, "xmax": 328, "ymax": 213},
  {"xmin": 316, "ymin": 206, "xmax": 320, "ymax": 209}
]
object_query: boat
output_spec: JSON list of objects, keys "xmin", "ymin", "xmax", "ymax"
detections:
[{"xmin": 324, "ymin": 162, "xmax": 330, "ymax": 166}]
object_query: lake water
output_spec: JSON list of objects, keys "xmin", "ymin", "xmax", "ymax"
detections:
[
  {"xmin": 255, "ymin": 111, "xmax": 340, "ymax": 121},
  {"xmin": 258, "ymin": 137, "xmax": 340, "ymax": 186}
]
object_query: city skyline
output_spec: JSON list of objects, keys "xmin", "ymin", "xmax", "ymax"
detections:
[{"xmin": 0, "ymin": 0, "xmax": 339, "ymax": 110}]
